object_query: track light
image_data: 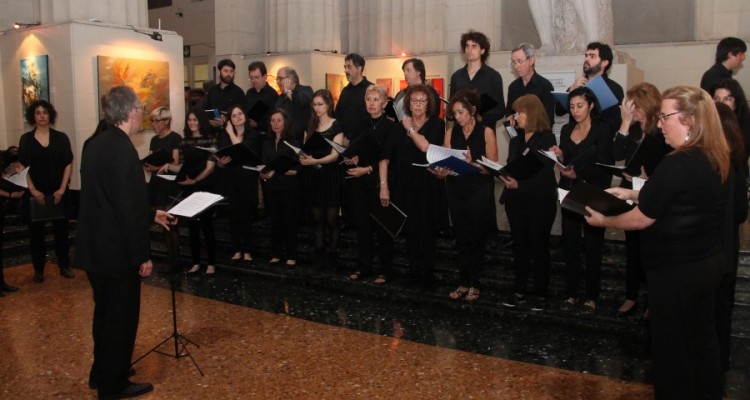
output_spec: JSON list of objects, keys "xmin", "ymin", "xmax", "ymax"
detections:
[{"xmin": 14, "ymin": 21, "xmax": 40, "ymax": 29}]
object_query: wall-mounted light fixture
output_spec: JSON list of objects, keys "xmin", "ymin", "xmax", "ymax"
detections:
[
  {"xmin": 127, "ymin": 24, "xmax": 162, "ymax": 41},
  {"xmin": 14, "ymin": 21, "xmax": 40, "ymax": 29},
  {"xmin": 314, "ymin": 49, "xmax": 338, "ymax": 54}
]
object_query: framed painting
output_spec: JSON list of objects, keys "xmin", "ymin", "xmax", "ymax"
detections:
[
  {"xmin": 326, "ymin": 73, "xmax": 347, "ymax": 108},
  {"xmin": 21, "ymin": 55, "xmax": 50, "ymax": 113},
  {"xmin": 97, "ymin": 56, "xmax": 170, "ymax": 130},
  {"xmin": 376, "ymin": 78, "xmax": 393, "ymax": 98}
]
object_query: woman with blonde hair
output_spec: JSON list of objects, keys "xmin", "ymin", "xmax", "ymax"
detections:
[{"xmin": 586, "ymin": 86, "xmax": 729, "ymax": 399}]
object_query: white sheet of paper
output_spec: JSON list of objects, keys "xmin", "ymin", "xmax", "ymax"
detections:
[
  {"xmin": 324, "ymin": 137, "xmax": 346, "ymax": 154},
  {"xmin": 393, "ymin": 96, "xmax": 407, "ymax": 121},
  {"xmin": 477, "ymin": 156, "xmax": 503, "ymax": 171},
  {"xmin": 195, "ymin": 146, "xmax": 217, "ymax": 153},
  {"xmin": 156, "ymin": 174, "xmax": 177, "ymax": 181},
  {"xmin": 632, "ymin": 177, "xmax": 646, "ymax": 191},
  {"xmin": 242, "ymin": 165, "xmax": 262, "ymax": 172},
  {"xmin": 425, "ymin": 144, "xmax": 468, "ymax": 164},
  {"xmin": 505, "ymin": 125, "xmax": 518, "ymax": 139},
  {"xmin": 3, "ymin": 166, "xmax": 29, "ymax": 188},
  {"xmin": 283, "ymin": 140, "xmax": 302, "ymax": 155},
  {"xmin": 557, "ymin": 188, "xmax": 569, "ymax": 202},
  {"xmin": 167, "ymin": 191, "xmax": 224, "ymax": 218}
]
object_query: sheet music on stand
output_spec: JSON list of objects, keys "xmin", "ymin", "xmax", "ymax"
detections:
[{"xmin": 167, "ymin": 192, "xmax": 224, "ymax": 218}]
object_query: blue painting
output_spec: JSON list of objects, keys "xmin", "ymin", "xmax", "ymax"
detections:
[{"xmin": 20, "ymin": 55, "xmax": 49, "ymax": 112}]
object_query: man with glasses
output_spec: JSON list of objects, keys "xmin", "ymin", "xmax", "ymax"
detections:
[
  {"xmin": 245, "ymin": 61, "xmax": 279, "ymax": 134},
  {"xmin": 274, "ymin": 66, "xmax": 313, "ymax": 141},
  {"xmin": 700, "ymin": 37, "xmax": 747, "ymax": 93},
  {"xmin": 205, "ymin": 59, "xmax": 246, "ymax": 131},
  {"xmin": 335, "ymin": 53, "xmax": 373, "ymax": 135},
  {"xmin": 505, "ymin": 43, "xmax": 555, "ymax": 126}
]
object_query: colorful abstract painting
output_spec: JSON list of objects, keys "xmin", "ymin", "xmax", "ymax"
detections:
[
  {"xmin": 325, "ymin": 73, "xmax": 347, "ymax": 108},
  {"xmin": 20, "ymin": 55, "xmax": 49, "ymax": 113},
  {"xmin": 376, "ymin": 78, "xmax": 393, "ymax": 98},
  {"xmin": 97, "ymin": 56, "xmax": 170, "ymax": 130}
]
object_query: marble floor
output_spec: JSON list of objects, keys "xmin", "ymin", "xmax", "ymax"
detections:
[{"xmin": 0, "ymin": 263, "xmax": 658, "ymax": 400}]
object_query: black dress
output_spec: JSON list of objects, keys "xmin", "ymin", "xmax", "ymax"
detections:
[
  {"xmin": 181, "ymin": 135, "xmax": 218, "ymax": 266},
  {"xmin": 261, "ymin": 137, "xmax": 301, "ymax": 261},
  {"xmin": 301, "ymin": 120, "xmax": 344, "ymax": 208},
  {"xmin": 147, "ymin": 131, "xmax": 181, "ymax": 207}
]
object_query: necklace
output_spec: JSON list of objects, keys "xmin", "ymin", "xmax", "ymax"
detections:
[{"xmin": 370, "ymin": 115, "xmax": 383, "ymax": 131}]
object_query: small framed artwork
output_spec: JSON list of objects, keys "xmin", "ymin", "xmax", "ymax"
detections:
[
  {"xmin": 325, "ymin": 73, "xmax": 347, "ymax": 108},
  {"xmin": 20, "ymin": 55, "xmax": 50, "ymax": 113},
  {"xmin": 376, "ymin": 78, "xmax": 393, "ymax": 98}
]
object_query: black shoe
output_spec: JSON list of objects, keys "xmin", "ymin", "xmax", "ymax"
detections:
[
  {"xmin": 0, "ymin": 284, "xmax": 18, "ymax": 292},
  {"xmin": 529, "ymin": 297, "xmax": 548, "ymax": 312},
  {"xmin": 33, "ymin": 273, "xmax": 44, "ymax": 283},
  {"xmin": 100, "ymin": 381, "xmax": 153, "ymax": 399},
  {"xmin": 89, "ymin": 367, "xmax": 136, "ymax": 390},
  {"xmin": 60, "ymin": 268, "xmax": 75, "ymax": 279},
  {"xmin": 501, "ymin": 293, "xmax": 525, "ymax": 308}
]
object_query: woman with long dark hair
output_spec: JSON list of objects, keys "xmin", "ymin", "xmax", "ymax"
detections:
[
  {"xmin": 216, "ymin": 104, "xmax": 261, "ymax": 264},
  {"xmin": 18, "ymin": 100, "xmax": 74, "ymax": 282}
]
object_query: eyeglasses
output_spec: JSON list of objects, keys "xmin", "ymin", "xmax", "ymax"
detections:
[
  {"xmin": 150, "ymin": 118, "xmax": 164, "ymax": 123},
  {"xmin": 657, "ymin": 111, "xmax": 682, "ymax": 122},
  {"xmin": 276, "ymin": 75, "xmax": 287, "ymax": 82},
  {"xmin": 714, "ymin": 95, "xmax": 735, "ymax": 103},
  {"xmin": 509, "ymin": 58, "xmax": 528, "ymax": 67},
  {"xmin": 410, "ymin": 98, "xmax": 428, "ymax": 105}
]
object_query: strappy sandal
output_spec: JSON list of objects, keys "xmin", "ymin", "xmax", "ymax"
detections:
[
  {"xmin": 350, "ymin": 271, "xmax": 362, "ymax": 281},
  {"xmin": 465, "ymin": 287, "xmax": 481, "ymax": 302},
  {"xmin": 373, "ymin": 275, "xmax": 387, "ymax": 285},
  {"xmin": 449, "ymin": 286, "xmax": 469, "ymax": 300},
  {"xmin": 286, "ymin": 259, "xmax": 297, "ymax": 267}
]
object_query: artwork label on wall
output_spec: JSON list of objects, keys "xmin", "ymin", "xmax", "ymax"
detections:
[
  {"xmin": 97, "ymin": 56, "xmax": 170, "ymax": 130},
  {"xmin": 21, "ymin": 55, "xmax": 50, "ymax": 113}
]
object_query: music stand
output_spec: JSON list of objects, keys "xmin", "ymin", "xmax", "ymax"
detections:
[{"xmin": 132, "ymin": 194, "xmax": 222, "ymax": 376}]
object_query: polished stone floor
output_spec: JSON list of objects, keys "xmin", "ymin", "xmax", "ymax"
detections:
[{"xmin": 0, "ymin": 264, "xmax": 655, "ymax": 400}]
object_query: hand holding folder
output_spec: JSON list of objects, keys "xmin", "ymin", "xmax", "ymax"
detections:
[
  {"xmin": 412, "ymin": 144, "xmax": 480, "ymax": 176},
  {"xmin": 558, "ymin": 181, "xmax": 634, "ymax": 217},
  {"xmin": 214, "ymin": 143, "xmax": 261, "ymax": 167}
]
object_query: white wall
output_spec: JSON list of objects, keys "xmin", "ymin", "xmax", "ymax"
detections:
[{"xmin": 0, "ymin": 20, "xmax": 184, "ymax": 189}]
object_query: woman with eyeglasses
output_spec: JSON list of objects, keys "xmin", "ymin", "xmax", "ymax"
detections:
[
  {"xmin": 436, "ymin": 89, "xmax": 498, "ymax": 303},
  {"xmin": 216, "ymin": 104, "xmax": 261, "ymax": 265},
  {"xmin": 381, "ymin": 84, "xmax": 445, "ymax": 288},
  {"xmin": 585, "ymin": 86, "xmax": 729, "ymax": 399},
  {"xmin": 549, "ymin": 86, "xmax": 614, "ymax": 313},
  {"xmin": 612, "ymin": 82, "xmax": 670, "ymax": 318},
  {"xmin": 712, "ymin": 78, "xmax": 750, "ymax": 164},
  {"xmin": 18, "ymin": 100, "xmax": 75, "ymax": 283},
  {"xmin": 144, "ymin": 107, "xmax": 181, "ymax": 207}
]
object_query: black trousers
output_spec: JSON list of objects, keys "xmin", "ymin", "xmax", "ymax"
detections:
[
  {"xmin": 29, "ymin": 218, "xmax": 70, "ymax": 274},
  {"xmin": 349, "ymin": 177, "xmax": 393, "ymax": 277},
  {"xmin": 222, "ymin": 168, "xmax": 258, "ymax": 253},
  {"xmin": 715, "ymin": 223, "xmax": 740, "ymax": 372},
  {"xmin": 446, "ymin": 178, "xmax": 492, "ymax": 288},
  {"xmin": 624, "ymin": 230, "xmax": 646, "ymax": 300},
  {"xmin": 398, "ymin": 177, "xmax": 438, "ymax": 283},
  {"xmin": 87, "ymin": 271, "xmax": 142, "ymax": 397},
  {"xmin": 504, "ymin": 194, "xmax": 556, "ymax": 298},
  {"xmin": 265, "ymin": 186, "xmax": 300, "ymax": 260},
  {"xmin": 646, "ymin": 254, "xmax": 723, "ymax": 400},
  {"xmin": 561, "ymin": 208, "xmax": 605, "ymax": 302},
  {"xmin": 0, "ymin": 203, "xmax": 6, "ymax": 285},
  {"xmin": 188, "ymin": 208, "xmax": 216, "ymax": 265}
]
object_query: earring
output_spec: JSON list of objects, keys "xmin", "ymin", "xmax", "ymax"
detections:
[{"xmin": 685, "ymin": 132, "xmax": 690, "ymax": 142}]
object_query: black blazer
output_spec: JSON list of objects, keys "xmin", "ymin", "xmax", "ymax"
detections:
[{"xmin": 75, "ymin": 127, "xmax": 153, "ymax": 279}]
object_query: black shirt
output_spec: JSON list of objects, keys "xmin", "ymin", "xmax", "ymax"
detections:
[
  {"xmin": 149, "ymin": 131, "xmax": 182, "ymax": 161},
  {"xmin": 639, "ymin": 149, "xmax": 728, "ymax": 270},
  {"xmin": 505, "ymin": 72, "xmax": 555, "ymax": 126},
  {"xmin": 557, "ymin": 120, "xmax": 614, "ymax": 190},
  {"xmin": 245, "ymin": 84, "xmax": 280, "ymax": 133},
  {"xmin": 505, "ymin": 130, "xmax": 557, "ymax": 199},
  {"xmin": 556, "ymin": 75, "xmax": 624, "ymax": 136},
  {"xmin": 335, "ymin": 77, "xmax": 374, "ymax": 135},
  {"xmin": 276, "ymin": 84, "xmax": 314, "ymax": 141},
  {"xmin": 18, "ymin": 128, "xmax": 73, "ymax": 194},
  {"xmin": 450, "ymin": 64, "xmax": 505, "ymax": 128},
  {"xmin": 384, "ymin": 116, "xmax": 445, "ymax": 187},
  {"xmin": 700, "ymin": 63, "xmax": 732, "ymax": 93},
  {"xmin": 448, "ymin": 122, "xmax": 493, "ymax": 186},
  {"xmin": 261, "ymin": 137, "xmax": 300, "ymax": 191},
  {"xmin": 205, "ymin": 82, "xmax": 246, "ymax": 114}
]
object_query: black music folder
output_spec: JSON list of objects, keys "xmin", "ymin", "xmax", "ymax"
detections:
[
  {"xmin": 478, "ymin": 150, "xmax": 544, "ymax": 181},
  {"xmin": 301, "ymin": 133, "xmax": 333, "ymax": 156},
  {"xmin": 342, "ymin": 133, "xmax": 382, "ymax": 167},
  {"xmin": 261, "ymin": 154, "xmax": 298, "ymax": 175},
  {"xmin": 539, "ymin": 145, "xmax": 597, "ymax": 172},
  {"xmin": 370, "ymin": 201, "xmax": 407, "ymax": 239},
  {"xmin": 597, "ymin": 135, "xmax": 666, "ymax": 177},
  {"xmin": 559, "ymin": 181, "xmax": 635, "ymax": 217},
  {"xmin": 175, "ymin": 157, "xmax": 206, "ymax": 181},
  {"xmin": 30, "ymin": 196, "xmax": 66, "ymax": 222},
  {"xmin": 141, "ymin": 149, "xmax": 173, "ymax": 167},
  {"xmin": 214, "ymin": 143, "xmax": 261, "ymax": 167}
]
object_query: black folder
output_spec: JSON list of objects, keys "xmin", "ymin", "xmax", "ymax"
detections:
[
  {"xmin": 29, "ymin": 196, "xmax": 66, "ymax": 222},
  {"xmin": 246, "ymin": 100, "xmax": 270, "ymax": 123},
  {"xmin": 214, "ymin": 143, "xmax": 261, "ymax": 167},
  {"xmin": 483, "ymin": 150, "xmax": 545, "ymax": 181},
  {"xmin": 175, "ymin": 157, "xmax": 206, "ymax": 181},
  {"xmin": 597, "ymin": 135, "xmax": 666, "ymax": 177},
  {"xmin": 261, "ymin": 154, "xmax": 298, "ymax": 175},
  {"xmin": 342, "ymin": 133, "xmax": 382, "ymax": 167},
  {"xmin": 141, "ymin": 149, "xmax": 173, "ymax": 167},
  {"xmin": 370, "ymin": 201, "xmax": 407, "ymax": 239},
  {"xmin": 384, "ymin": 100, "xmax": 399, "ymax": 121},
  {"xmin": 301, "ymin": 133, "xmax": 333, "ymax": 158},
  {"xmin": 560, "ymin": 181, "xmax": 634, "ymax": 217}
]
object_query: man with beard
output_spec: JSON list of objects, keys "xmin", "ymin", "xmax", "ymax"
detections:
[
  {"xmin": 205, "ymin": 59, "xmax": 246, "ymax": 131},
  {"xmin": 335, "ymin": 53, "xmax": 373, "ymax": 135},
  {"xmin": 563, "ymin": 42, "xmax": 623, "ymax": 134}
]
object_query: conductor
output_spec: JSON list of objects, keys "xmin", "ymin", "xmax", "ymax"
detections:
[{"xmin": 76, "ymin": 85, "xmax": 172, "ymax": 399}]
